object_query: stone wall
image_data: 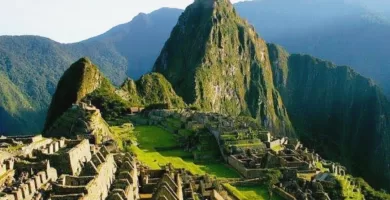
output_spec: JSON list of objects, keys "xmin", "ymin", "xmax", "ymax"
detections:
[
  {"xmin": 227, "ymin": 156, "xmax": 247, "ymax": 177},
  {"xmin": 152, "ymin": 184, "xmax": 179, "ymax": 200},
  {"xmin": 110, "ymin": 153, "xmax": 139, "ymax": 200},
  {"xmin": 83, "ymin": 154, "xmax": 117, "ymax": 200},
  {"xmin": 67, "ymin": 140, "xmax": 92, "ymax": 176},
  {"xmin": 5, "ymin": 166, "xmax": 58, "ymax": 200},
  {"xmin": 0, "ymin": 160, "xmax": 10, "ymax": 177},
  {"xmin": 4, "ymin": 135, "xmax": 43, "ymax": 144},
  {"xmin": 211, "ymin": 190, "xmax": 224, "ymax": 200},
  {"xmin": 20, "ymin": 138, "xmax": 53, "ymax": 157},
  {"xmin": 273, "ymin": 186, "xmax": 297, "ymax": 200},
  {"xmin": 266, "ymin": 139, "xmax": 281, "ymax": 149},
  {"xmin": 36, "ymin": 139, "xmax": 65, "ymax": 155},
  {"xmin": 227, "ymin": 155, "xmax": 273, "ymax": 179},
  {"xmin": 52, "ymin": 146, "xmax": 120, "ymax": 200}
]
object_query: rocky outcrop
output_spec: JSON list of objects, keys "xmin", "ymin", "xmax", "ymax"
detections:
[
  {"xmin": 44, "ymin": 57, "xmax": 107, "ymax": 132},
  {"xmin": 268, "ymin": 43, "xmax": 390, "ymax": 191},
  {"xmin": 154, "ymin": 0, "xmax": 294, "ymax": 136}
]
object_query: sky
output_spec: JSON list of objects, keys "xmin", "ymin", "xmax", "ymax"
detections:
[{"xmin": 0, "ymin": 0, "xmax": 245, "ymax": 43}]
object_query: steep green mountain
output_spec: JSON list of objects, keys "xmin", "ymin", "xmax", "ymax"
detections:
[
  {"xmin": 43, "ymin": 57, "xmax": 108, "ymax": 132},
  {"xmin": 44, "ymin": 58, "xmax": 182, "ymax": 137},
  {"xmin": 43, "ymin": 57, "xmax": 132, "ymax": 134},
  {"xmin": 0, "ymin": 72, "xmax": 41, "ymax": 134},
  {"xmin": 268, "ymin": 43, "xmax": 390, "ymax": 191},
  {"xmin": 3, "ymin": 1, "xmax": 390, "ymax": 134},
  {"xmin": 0, "ymin": 8, "xmax": 182, "ymax": 134},
  {"xmin": 120, "ymin": 73, "xmax": 186, "ymax": 108},
  {"xmin": 3, "ymin": 0, "xmax": 390, "ymax": 135},
  {"xmin": 154, "ymin": 0, "xmax": 294, "ymax": 136}
]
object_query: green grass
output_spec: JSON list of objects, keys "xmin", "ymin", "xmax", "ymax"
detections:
[
  {"xmin": 223, "ymin": 183, "xmax": 283, "ymax": 200},
  {"xmin": 337, "ymin": 175, "xmax": 364, "ymax": 200},
  {"xmin": 297, "ymin": 172, "xmax": 316, "ymax": 181},
  {"xmin": 134, "ymin": 126, "xmax": 178, "ymax": 148},
  {"xmin": 166, "ymin": 118, "xmax": 182, "ymax": 129},
  {"xmin": 110, "ymin": 123, "xmax": 136, "ymax": 150},
  {"xmin": 178, "ymin": 129, "xmax": 193, "ymax": 137},
  {"xmin": 271, "ymin": 145, "xmax": 284, "ymax": 152},
  {"xmin": 234, "ymin": 143, "xmax": 264, "ymax": 147},
  {"xmin": 130, "ymin": 125, "xmax": 240, "ymax": 178},
  {"xmin": 316, "ymin": 162, "xmax": 329, "ymax": 172}
]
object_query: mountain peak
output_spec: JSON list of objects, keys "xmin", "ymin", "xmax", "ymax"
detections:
[
  {"xmin": 43, "ymin": 57, "xmax": 107, "ymax": 133},
  {"xmin": 154, "ymin": 0, "xmax": 294, "ymax": 136},
  {"xmin": 195, "ymin": 0, "xmax": 231, "ymax": 6}
]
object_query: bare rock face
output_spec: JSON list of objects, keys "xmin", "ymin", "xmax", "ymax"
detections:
[
  {"xmin": 154, "ymin": 0, "xmax": 294, "ymax": 136},
  {"xmin": 44, "ymin": 57, "xmax": 107, "ymax": 134}
]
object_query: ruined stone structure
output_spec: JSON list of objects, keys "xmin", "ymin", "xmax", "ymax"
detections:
[
  {"xmin": 0, "ymin": 136, "xmax": 141, "ymax": 200},
  {"xmin": 44, "ymin": 102, "xmax": 113, "ymax": 144},
  {"xmin": 0, "ymin": 158, "xmax": 58, "ymax": 200},
  {"xmin": 139, "ymin": 109, "xmax": 364, "ymax": 199},
  {"xmin": 0, "ymin": 133, "xmax": 229, "ymax": 200},
  {"xmin": 51, "ymin": 146, "xmax": 120, "ymax": 200},
  {"xmin": 138, "ymin": 164, "xmax": 226, "ymax": 200}
]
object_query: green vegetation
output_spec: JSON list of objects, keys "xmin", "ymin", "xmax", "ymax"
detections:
[
  {"xmin": 129, "ymin": 125, "xmax": 239, "ymax": 178},
  {"xmin": 356, "ymin": 178, "xmax": 390, "ymax": 200},
  {"xmin": 87, "ymin": 79, "xmax": 132, "ymax": 120},
  {"xmin": 153, "ymin": 0, "xmax": 294, "ymax": 136},
  {"xmin": 120, "ymin": 73, "xmax": 186, "ymax": 108},
  {"xmin": 0, "ymin": 72, "xmax": 42, "ymax": 133},
  {"xmin": 223, "ymin": 183, "xmax": 282, "ymax": 200},
  {"xmin": 0, "ymin": 8, "xmax": 181, "ymax": 134},
  {"xmin": 44, "ymin": 57, "xmax": 107, "ymax": 132},
  {"xmin": 269, "ymin": 43, "xmax": 390, "ymax": 191},
  {"xmin": 6, "ymin": 144, "xmax": 23, "ymax": 152},
  {"xmin": 136, "ymin": 73, "xmax": 186, "ymax": 108},
  {"xmin": 336, "ymin": 175, "xmax": 364, "ymax": 200},
  {"xmin": 110, "ymin": 123, "xmax": 136, "ymax": 150},
  {"xmin": 271, "ymin": 145, "xmax": 284, "ymax": 152}
]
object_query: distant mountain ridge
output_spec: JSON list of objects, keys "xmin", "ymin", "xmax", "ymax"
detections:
[
  {"xmin": 235, "ymin": 0, "xmax": 390, "ymax": 97},
  {"xmin": 1, "ymin": 0, "xmax": 390, "ymax": 134},
  {"xmin": 0, "ymin": 8, "xmax": 182, "ymax": 134}
]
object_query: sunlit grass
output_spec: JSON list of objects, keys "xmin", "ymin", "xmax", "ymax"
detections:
[
  {"xmin": 337, "ymin": 175, "xmax": 364, "ymax": 200},
  {"xmin": 271, "ymin": 145, "xmax": 284, "ymax": 152},
  {"xmin": 130, "ymin": 125, "xmax": 240, "ymax": 178},
  {"xmin": 223, "ymin": 183, "xmax": 283, "ymax": 200}
]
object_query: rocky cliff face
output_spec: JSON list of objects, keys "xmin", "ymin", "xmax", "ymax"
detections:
[
  {"xmin": 44, "ymin": 57, "xmax": 107, "ymax": 133},
  {"xmin": 120, "ymin": 72, "xmax": 185, "ymax": 108},
  {"xmin": 154, "ymin": 0, "xmax": 294, "ymax": 136},
  {"xmin": 268, "ymin": 43, "xmax": 390, "ymax": 190}
]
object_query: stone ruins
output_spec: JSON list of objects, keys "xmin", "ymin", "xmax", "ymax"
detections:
[
  {"xmin": 0, "ymin": 134, "xmax": 227, "ymax": 200},
  {"xmin": 141, "ymin": 109, "xmax": 353, "ymax": 200},
  {"xmin": 0, "ymin": 104, "xmax": 358, "ymax": 200}
]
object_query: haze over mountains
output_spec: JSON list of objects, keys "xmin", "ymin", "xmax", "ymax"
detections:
[{"xmin": 2, "ymin": 0, "xmax": 390, "ymax": 134}]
